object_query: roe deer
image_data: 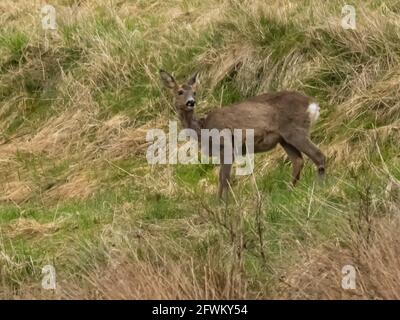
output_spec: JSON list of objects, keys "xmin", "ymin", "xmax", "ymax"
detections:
[{"xmin": 160, "ymin": 69, "xmax": 326, "ymax": 199}]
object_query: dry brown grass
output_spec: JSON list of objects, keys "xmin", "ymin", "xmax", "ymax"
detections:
[
  {"xmin": 60, "ymin": 254, "xmax": 249, "ymax": 300},
  {"xmin": 3, "ymin": 217, "xmax": 62, "ymax": 239},
  {"xmin": 277, "ymin": 206, "xmax": 400, "ymax": 299}
]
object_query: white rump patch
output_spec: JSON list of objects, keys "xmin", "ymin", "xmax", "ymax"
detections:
[{"xmin": 307, "ymin": 102, "xmax": 320, "ymax": 124}]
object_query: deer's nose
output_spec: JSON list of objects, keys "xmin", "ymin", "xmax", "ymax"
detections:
[{"xmin": 186, "ymin": 99, "xmax": 196, "ymax": 107}]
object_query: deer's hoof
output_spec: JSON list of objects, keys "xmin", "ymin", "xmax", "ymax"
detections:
[{"xmin": 317, "ymin": 167, "xmax": 326, "ymax": 185}]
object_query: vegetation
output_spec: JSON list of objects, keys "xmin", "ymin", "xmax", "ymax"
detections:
[{"xmin": 0, "ymin": 0, "xmax": 399, "ymax": 299}]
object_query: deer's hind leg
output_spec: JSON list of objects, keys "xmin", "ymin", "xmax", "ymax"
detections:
[
  {"xmin": 280, "ymin": 140, "xmax": 303, "ymax": 186},
  {"xmin": 282, "ymin": 129, "xmax": 325, "ymax": 178},
  {"xmin": 281, "ymin": 130, "xmax": 326, "ymax": 179}
]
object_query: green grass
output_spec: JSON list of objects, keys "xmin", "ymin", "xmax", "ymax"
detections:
[
  {"xmin": 175, "ymin": 163, "xmax": 215, "ymax": 186},
  {"xmin": 144, "ymin": 193, "xmax": 186, "ymax": 220},
  {"xmin": 0, "ymin": 30, "xmax": 29, "ymax": 71}
]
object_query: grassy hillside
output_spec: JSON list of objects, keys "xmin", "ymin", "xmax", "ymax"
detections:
[{"xmin": 0, "ymin": 0, "xmax": 400, "ymax": 299}]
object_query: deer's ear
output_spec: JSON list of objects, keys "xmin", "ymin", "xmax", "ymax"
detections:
[
  {"xmin": 160, "ymin": 70, "xmax": 177, "ymax": 89},
  {"xmin": 187, "ymin": 72, "xmax": 199, "ymax": 88}
]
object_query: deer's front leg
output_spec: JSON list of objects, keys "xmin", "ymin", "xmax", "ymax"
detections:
[{"xmin": 218, "ymin": 163, "xmax": 232, "ymax": 200}]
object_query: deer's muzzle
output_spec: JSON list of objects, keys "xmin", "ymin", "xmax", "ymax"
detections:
[{"xmin": 186, "ymin": 99, "xmax": 196, "ymax": 107}]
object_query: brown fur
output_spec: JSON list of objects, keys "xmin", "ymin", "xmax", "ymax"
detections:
[{"xmin": 160, "ymin": 70, "xmax": 326, "ymax": 200}]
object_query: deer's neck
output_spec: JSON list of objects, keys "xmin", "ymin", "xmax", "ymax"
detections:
[{"xmin": 178, "ymin": 109, "xmax": 202, "ymax": 138}]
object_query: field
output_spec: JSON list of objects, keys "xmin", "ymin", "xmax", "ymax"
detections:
[{"xmin": 0, "ymin": 0, "xmax": 400, "ymax": 299}]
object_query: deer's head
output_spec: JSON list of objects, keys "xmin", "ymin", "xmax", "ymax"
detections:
[{"xmin": 160, "ymin": 70, "xmax": 198, "ymax": 112}]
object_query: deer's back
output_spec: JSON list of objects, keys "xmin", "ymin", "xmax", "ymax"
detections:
[{"xmin": 203, "ymin": 91, "xmax": 313, "ymax": 135}]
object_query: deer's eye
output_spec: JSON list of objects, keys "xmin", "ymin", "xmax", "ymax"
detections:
[
  {"xmin": 193, "ymin": 92, "xmax": 196, "ymax": 96},
  {"xmin": 178, "ymin": 90, "xmax": 184, "ymax": 95}
]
